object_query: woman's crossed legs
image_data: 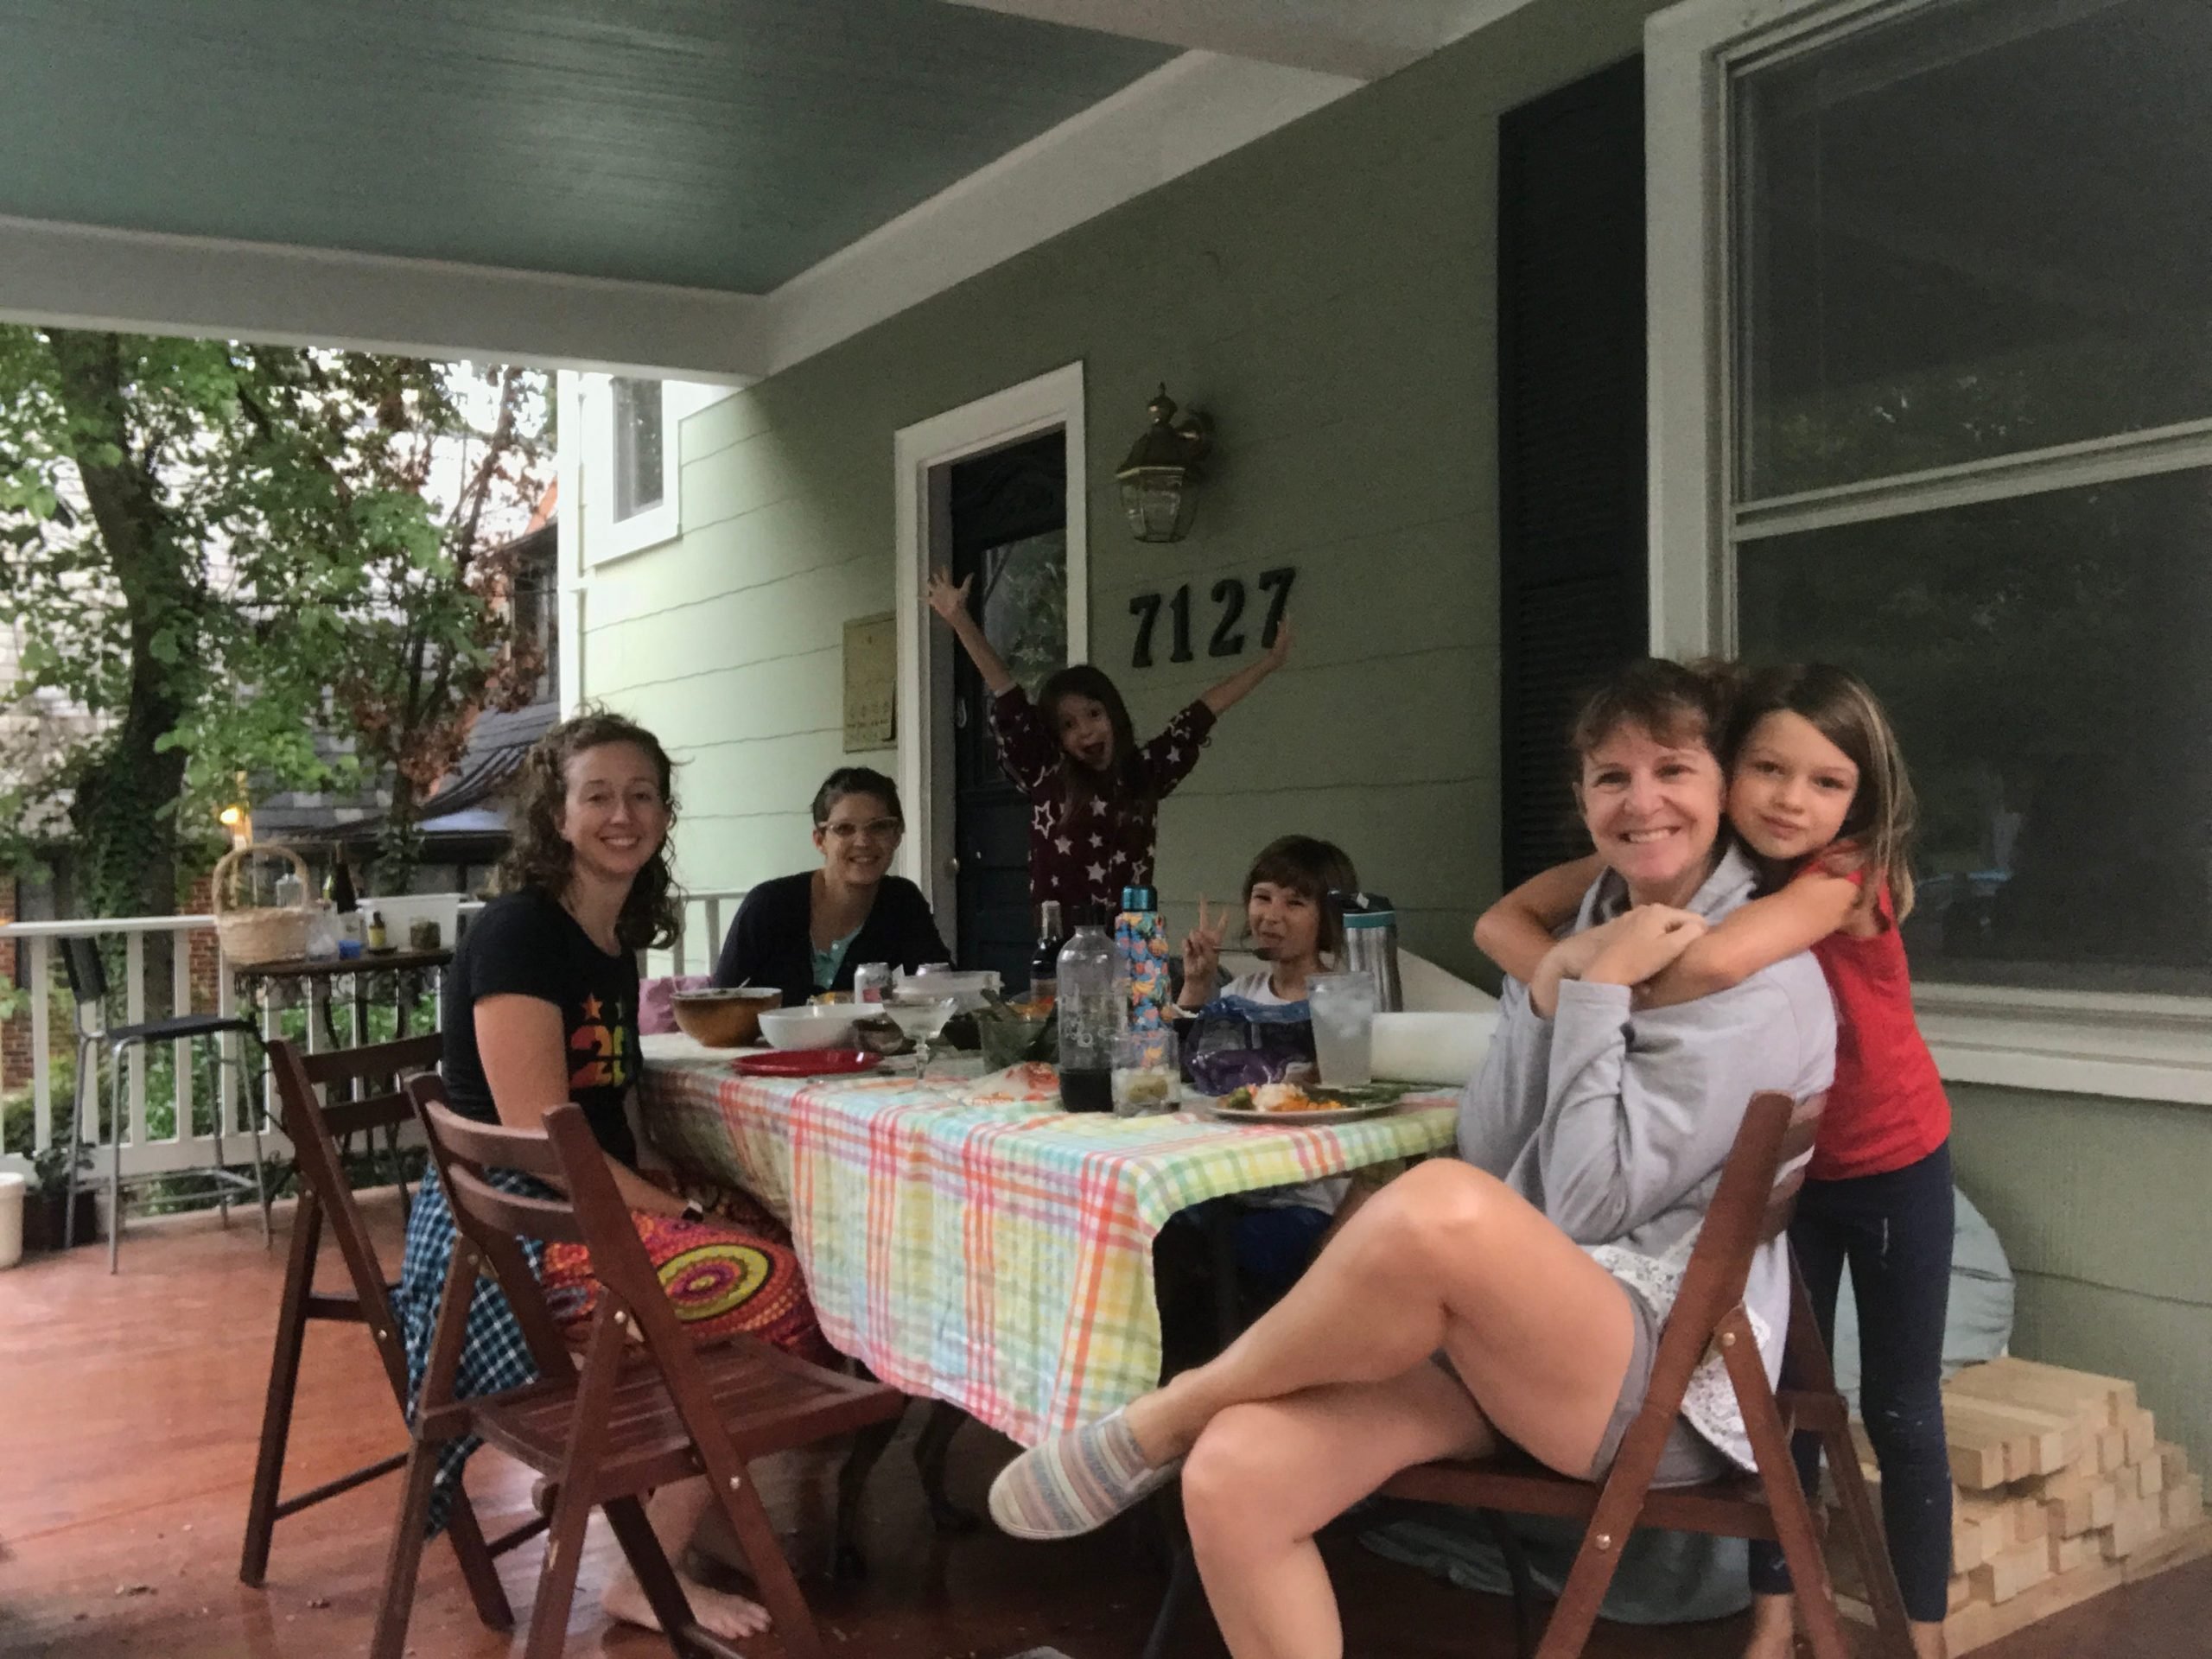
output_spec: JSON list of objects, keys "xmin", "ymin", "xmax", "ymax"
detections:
[{"xmin": 1014, "ymin": 1159, "xmax": 1645, "ymax": 1659}]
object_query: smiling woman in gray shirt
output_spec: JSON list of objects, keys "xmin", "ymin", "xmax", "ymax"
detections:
[{"xmin": 986, "ymin": 660, "xmax": 1837, "ymax": 1659}]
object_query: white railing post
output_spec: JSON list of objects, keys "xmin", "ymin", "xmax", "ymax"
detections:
[
  {"xmin": 172, "ymin": 927, "xmax": 194, "ymax": 1140},
  {"xmin": 704, "ymin": 897, "xmax": 725, "ymax": 969},
  {"xmin": 124, "ymin": 931, "xmax": 148, "ymax": 1151},
  {"xmin": 217, "ymin": 957, "xmax": 241, "ymax": 1138},
  {"xmin": 29, "ymin": 936, "xmax": 52, "ymax": 1154}
]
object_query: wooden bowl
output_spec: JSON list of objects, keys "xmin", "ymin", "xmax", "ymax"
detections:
[{"xmin": 670, "ymin": 988, "xmax": 781, "ymax": 1047}]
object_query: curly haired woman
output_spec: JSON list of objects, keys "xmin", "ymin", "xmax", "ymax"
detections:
[{"xmin": 393, "ymin": 709, "xmax": 827, "ymax": 1644}]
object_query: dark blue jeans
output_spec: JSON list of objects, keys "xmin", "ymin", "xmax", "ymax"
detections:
[{"xmin": 1749, "ymin": 1141, "xmax": 1955, "ymax": 1623}]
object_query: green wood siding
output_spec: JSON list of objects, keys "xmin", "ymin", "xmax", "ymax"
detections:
[
  {"xmin": 1950, "ymin": 1085, "xmax": 2212, "ymax": 1471},
  {"xmin": 580, "ymin": 0, "xmax": 1669, "ymax": 957}
]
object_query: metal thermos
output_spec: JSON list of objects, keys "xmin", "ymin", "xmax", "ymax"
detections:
[{"xmin": 1330, "ymin": 890, "xmax": 1403, "ymax": 1014}]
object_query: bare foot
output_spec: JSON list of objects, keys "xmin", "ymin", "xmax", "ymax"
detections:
[
  {"xmin": 601, "ymin": 1567, "xmax": 772, "ymax": 1641},
  {"xmin": 1740, "ymin": 1592, "xmax": 1796, "ymax": 1659}
]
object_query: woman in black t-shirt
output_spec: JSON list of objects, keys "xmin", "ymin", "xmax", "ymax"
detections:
[
  {"xmin": 396, "ymin": 711, "xmax": 823, "ymax": 1645},
  {"xmin": 712, "ymin": 766, "xmax": 950, "ymax": 1005}
]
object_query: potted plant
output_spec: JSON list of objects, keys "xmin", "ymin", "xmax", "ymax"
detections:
[{"xmin": 22, "ymin": 1141, "xmax": 99, "ymax": 1251}]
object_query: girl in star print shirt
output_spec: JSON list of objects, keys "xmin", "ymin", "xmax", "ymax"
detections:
[{"xmin": 928, "ymin": 568, "xmax": 1293, "ymax": 920}]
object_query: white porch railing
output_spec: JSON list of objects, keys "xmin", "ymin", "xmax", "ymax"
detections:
[{"xmin": 0, "ymin": 887, "xmax": 745, "ymax": 1184}]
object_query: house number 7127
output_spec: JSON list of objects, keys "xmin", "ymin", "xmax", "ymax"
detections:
[{"xmin": 1128, "ymin": 566, "xmax": 1295, "ymax": 668}]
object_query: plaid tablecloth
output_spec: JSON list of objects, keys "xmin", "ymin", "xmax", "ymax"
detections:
[{"xmin": 638, "ymin": 1035, "xmax": 1459, "ymax": 1446}]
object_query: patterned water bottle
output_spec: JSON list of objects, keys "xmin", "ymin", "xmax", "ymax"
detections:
[{"xmin": 1115, "ymin": 886, "xmax": 1170, "ymax": 1034}]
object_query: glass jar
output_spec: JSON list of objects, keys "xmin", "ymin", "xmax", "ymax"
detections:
[{"xmin": 1112, "ymin": 1027, "xmax": 1179, "ymax": 1116}]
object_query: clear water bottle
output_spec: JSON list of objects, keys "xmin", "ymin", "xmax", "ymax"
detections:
[{"xmin": 1056, "ymin": 919, "xmax": 1120, "ymax": 1112}]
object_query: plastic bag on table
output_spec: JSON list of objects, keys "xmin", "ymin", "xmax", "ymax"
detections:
[{"xmin": 1181, "ymin": 995, "xmax": 1317, "ymax": 1096}]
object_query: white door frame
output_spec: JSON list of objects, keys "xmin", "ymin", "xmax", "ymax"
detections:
[{"xmin": 892, "ymin": 362, "xmax": 1088, "ymax": 931}]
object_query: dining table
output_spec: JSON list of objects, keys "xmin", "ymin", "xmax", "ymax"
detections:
[{"xmin": 637, "ymin": 1033, "xmax": 1465, "ymax": 1448}]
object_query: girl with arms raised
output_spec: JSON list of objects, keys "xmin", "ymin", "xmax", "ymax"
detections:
[{"xmin": 927, "ymin": 568, "xmax": 1291, "ymax": 922}]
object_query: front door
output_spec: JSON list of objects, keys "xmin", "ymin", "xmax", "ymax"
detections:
[{"xmin": 948, "ymin": 430, "xmax": 1067, "ymax": 988}]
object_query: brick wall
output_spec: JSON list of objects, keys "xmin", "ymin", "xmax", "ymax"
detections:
[
  {"xmin": 1, "ymin": 878, "xmax": 25, "ymax": 1090},
  {"xmin": 0, "ymin": 876, "xmax": 222, "ymax": 1090},
  {"xmin": 183, "ymin": 873, "xmax": 219, "ymax": 1014}
]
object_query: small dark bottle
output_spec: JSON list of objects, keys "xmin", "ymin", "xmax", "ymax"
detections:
[
  {"xmin": 327, "ymin": 849, "xmax": 359, "ymax": 914},
  {"xmin": 1029, "ymin": 899, "xmax": 1067, "ymax": 1003}
]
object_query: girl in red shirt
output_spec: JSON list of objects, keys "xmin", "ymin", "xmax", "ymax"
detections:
[
  {"xmin": 927, "ymin": 568, "xmax": 1292, "ymax": 921},
  {"xmin": 1477, "ymin": 663, "xmax": 1952, "ymax": 1659}
]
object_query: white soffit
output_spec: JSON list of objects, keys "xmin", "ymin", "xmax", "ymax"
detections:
[{"xmin": 0, "ymin": 213, "xmax": 770, "ymax": 384}]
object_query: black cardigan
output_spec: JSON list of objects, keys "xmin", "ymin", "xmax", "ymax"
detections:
[{"xmin": 711, "ymin": 871, "xmax": 951, "ymax": 1007}]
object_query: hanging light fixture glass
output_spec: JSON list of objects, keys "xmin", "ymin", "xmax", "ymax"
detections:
[{"xmin": 1115, "ymin": 385, "xmax": 1212, "ymax": 543}]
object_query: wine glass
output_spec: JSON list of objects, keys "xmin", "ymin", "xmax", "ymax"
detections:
[{"xmin": 885, "ymin": 995, "xmax": 958, "ymax": 1079}]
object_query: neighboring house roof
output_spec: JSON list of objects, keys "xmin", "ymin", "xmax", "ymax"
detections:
[
  {"xmin": 335, "ymin": 697, "xmax": 560, "ymax": 849},
  {"xmin": 257, "ymin": 515, "xmax": 558, "ymax": 852}
]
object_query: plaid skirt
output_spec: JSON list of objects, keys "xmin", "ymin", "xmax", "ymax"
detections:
[{"xmin": 394, "ymin": 1172, "xmax": 827, "ymax": 1535}]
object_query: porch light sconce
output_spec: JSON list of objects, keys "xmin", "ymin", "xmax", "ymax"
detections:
[
  {"xmin": 217, "ymin": 801, "xmax": 252, "ymax": 850},
  {"xmin": 1116, "ymin": 385, "xmax": 1213, "ymax": 543}
]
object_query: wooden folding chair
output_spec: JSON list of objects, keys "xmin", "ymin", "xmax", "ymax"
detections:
[
  {"xmin": 372, "ymin": 1075, "xmax": 906, "ymax": 1659},
  {"xmin": 1381, "ymin": 1090, "xmax": 1915, "ymax": 1659},
  {"xmin": 238, "ymin": 1036, "xmax": 539, "ymax": 1629}
]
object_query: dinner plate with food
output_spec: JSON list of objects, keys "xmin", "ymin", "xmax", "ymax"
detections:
[{"xmin": 1204, "ymin": 1080, "xmax": 1410, "ymax": 1126}]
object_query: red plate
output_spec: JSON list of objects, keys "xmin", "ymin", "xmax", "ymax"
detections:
[{"xmin": 731, "ymin": 1048, "xmax": 883, "ymax": 1078}]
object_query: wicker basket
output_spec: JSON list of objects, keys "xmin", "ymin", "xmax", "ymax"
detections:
[{"xmin": 212, "ymin": 844, "xmax": 317, "ymax": 966}]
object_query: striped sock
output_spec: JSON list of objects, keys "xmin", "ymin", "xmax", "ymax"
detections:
[{"xmin": 988, "ymin": 1408, "xmax": 1183, "ymax": 1540}]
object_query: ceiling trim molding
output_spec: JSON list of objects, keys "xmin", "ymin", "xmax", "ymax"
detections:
[
  {"xmin": 939, "ymin": 0, "xmax": 1425, "ymax": 79},
  {"xmin": 0, "ymin": 213, "xmax": 766, "ymax": 382},
  {"xmin": 939, "ymin": 0, "xmax": 1545, "ymax": 79},
  {"xmin": 760, "ymin": 50, "xmax": 1360, "ymax": 375}
]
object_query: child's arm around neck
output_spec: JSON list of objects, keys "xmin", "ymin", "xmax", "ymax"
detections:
[
  {"xmin": 1473, "ymin": 853, "xmax": 1604, "ymax": 983},
  {"xmin": 1636, "ymin": 861, "xmax": 1861, "ymax": 1009}
]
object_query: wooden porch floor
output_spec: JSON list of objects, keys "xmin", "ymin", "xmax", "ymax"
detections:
[{"xmin": 1, "ymin": 1192, "xmax": 2203, "ymax": 1658}]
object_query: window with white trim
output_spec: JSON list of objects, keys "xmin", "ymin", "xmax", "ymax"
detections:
[
  {"xmin": 611, "ymin": 376, "xmax": 666, "ymax": 521},
  {"xmin": 593, "ymin": 374, "xmax": 680, "ymax": 561},
  {"xmin": 1656, "ymin": 0, "xmax": 2212, "ymax": 1001}
]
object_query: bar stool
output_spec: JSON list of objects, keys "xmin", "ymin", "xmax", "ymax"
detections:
[{"xmin": 60, "ymin": 935, "xmax": 272, "ymax": 1271}]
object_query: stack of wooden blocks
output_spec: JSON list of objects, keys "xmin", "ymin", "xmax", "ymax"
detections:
[{"xmin": 1830, "ymin": 1357, "xmax": 2209, "ymax": 1653}]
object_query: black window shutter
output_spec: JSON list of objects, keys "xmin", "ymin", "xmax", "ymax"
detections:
[{"xmin": 1497, "ymin": 54, "xmax": 1649, "ymax": 889}]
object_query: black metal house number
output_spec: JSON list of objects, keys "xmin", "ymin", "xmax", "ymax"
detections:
[{"xmin": 1128, "ymin": 566, "xmax": 1295, "ymax": 668}]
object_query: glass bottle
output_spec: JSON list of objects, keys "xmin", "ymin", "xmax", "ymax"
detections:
[
  {"xmin": 327, "ymin": 849, "xmax": 359, "ymax": 914},
  {"xmin": 1056, "ymin": 918, "xmax": 1120, "ymax": 1112},
  {"xmin": 1029, "ymin": 899, "xmax": 1066, "ymax": 1007}
]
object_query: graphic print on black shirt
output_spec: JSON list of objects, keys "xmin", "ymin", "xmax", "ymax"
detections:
[
  {"xmin": 441, "ymin": 888, "xmax": 641, "ymax": 1166},
  {"xmin": 567, "ymin": 993, "xmax": 631, "ymax": 1094}
]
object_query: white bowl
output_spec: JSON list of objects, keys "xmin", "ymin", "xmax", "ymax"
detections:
[{"xmin": 757, "ymin": 1005, "xmax": 860, "ymax": 1051}]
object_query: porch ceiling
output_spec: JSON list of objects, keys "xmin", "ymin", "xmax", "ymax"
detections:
[
  {"xmin": 0, "ymin": 0, "xmax": 1172, "ymax": 294},
  {"xmin": 0, "ymin": 0, "xmax": 1535, "ymax": 378}
]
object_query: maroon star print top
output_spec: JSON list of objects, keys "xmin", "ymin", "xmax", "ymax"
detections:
[{"xmin": 989, "ymin": 686, "xmax": 1217, "ymax": 922}]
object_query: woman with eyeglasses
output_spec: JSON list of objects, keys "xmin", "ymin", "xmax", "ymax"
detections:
[{"xmin": 712, "ymin": 766, "xmax": 951, "ymax": 1007}]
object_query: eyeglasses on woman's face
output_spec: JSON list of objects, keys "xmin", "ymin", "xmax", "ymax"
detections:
[{"xmin": 822, "ymin": 817, "xmax": 903, "ymax": 843}]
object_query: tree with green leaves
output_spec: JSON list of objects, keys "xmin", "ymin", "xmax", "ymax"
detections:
[{"xmin": 0, "ymin": 327, "xmax": 549, "ymax": 922}]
